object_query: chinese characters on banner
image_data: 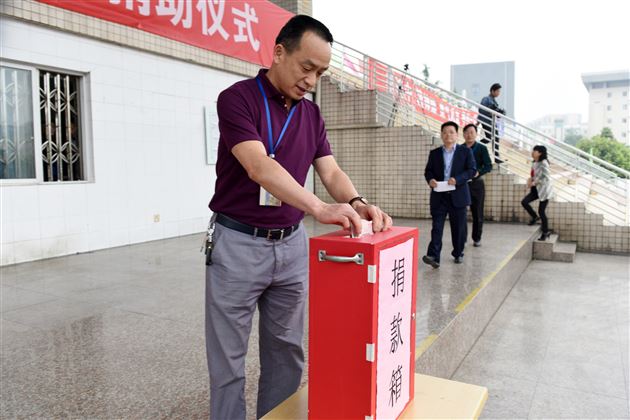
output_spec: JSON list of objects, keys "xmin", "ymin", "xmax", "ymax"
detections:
[
  {"xmin": 376, "ymin": 238, "xmax": 414, "ymax": 419},
  {"xmin": 34, "ymin": 0, "xmax": 294, "ymax": 68},
  {"xmin": 368, "ymin": 60, "xmax": 477, "ymax": 127},
  {"xmin": 362, "ymin": 57, "xmax": 478, "ymax": 128}
]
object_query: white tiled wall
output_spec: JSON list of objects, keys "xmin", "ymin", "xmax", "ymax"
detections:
[{"xmin": 1, "ymin": 18, "xmax": 246, "ymax": 265}]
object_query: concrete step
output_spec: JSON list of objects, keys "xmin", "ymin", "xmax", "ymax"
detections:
[
  {"xmin": 533, "ymin": 233, "xmax": 576, "ymax": 262},
  {"xmin": 553, "ymin": 241, "xmax": 577, "ymax": 263},
  {"xmin": 533, "ymin": 233, "xmax": 557, "ymax": 259},
  {"xmin": 415, "ymin": 228, "xmax": 537, "ymax": 379}
]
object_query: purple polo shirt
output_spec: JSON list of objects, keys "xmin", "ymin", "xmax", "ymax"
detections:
[{"xmin": 209, "ymin": 69, "xmax": 332, "ymax": 228}]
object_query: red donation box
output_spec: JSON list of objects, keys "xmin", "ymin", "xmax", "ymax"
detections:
[{"xmin": 308, "ymin": 226, "xmax": 419, "ymax": 419}]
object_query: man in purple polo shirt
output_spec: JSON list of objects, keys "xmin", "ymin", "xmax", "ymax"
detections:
[{"xmin": 205, "ymin": 15, "xmax": 392, "ymax": 420}]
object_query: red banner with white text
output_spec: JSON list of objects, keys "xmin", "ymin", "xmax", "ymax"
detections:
[
  {"xmin": 365, "ymin": 58, "xmax": 478, "ymax": 127},
  {"xmin": 36, "ymin": 0, "xmax": 294, "ymax": 68}
]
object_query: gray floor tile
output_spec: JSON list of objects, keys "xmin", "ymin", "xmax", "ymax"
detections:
[
  {"xmin": 114, "ymin": 289, "xmax": 204, "ymax": 323},
  {"xmin": 455, "ymin": 333, "xmax": 549, "ymax": 383},
  {"xmin": 1, "ymin": 219, "xmax": 538, "ymax": 419},
  {"xmin": 10, "ymin": 274, "xmax": 133, "ymax": 299},
  {"xmin": 538, "ymin": 353, "xmax": 626, "ymax": 399},
  {"xmin": 451, "ymin": 372, "xmax": 537, "ymax": 420},
  {"xmin": 528, "ymin": 383, "xmax": 629, "ymax": 419},
  {"xmin": 486, "ymin": 301, "xmax": 564, "ymax": 335},
  {"xmin": 1, "ymin": 297, "xmax": 112, "ymax": 331},
  {"xmin": 2, "ymin": 219, "xmax": 628, "ymax": 419},
  {"xmin": 1, "ymin": 308, "xmax": 208, "ymax": 419},
  {"xmin": 0, "ymin": 285, "xmax": 58, "ymax": 313},
  {"xmin": 544, "ymin": 334, "xmax": 622, "ymax": 366},
  {"xmin": 553, "ymin": 314, "xmax": 623, "ymax": 344},
  {"xmin": 0, "ymin": 318, "xmax": 37, "ymax": 350},
  {"xmin": 455, "ymin": 251, "xmax": 629, "ymax": 419}
]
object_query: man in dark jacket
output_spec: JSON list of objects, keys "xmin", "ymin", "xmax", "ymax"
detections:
[
  {"xmin": 478, "ymin": 83, "xmax": 505, "ymax": 163},
  {"xmin": 422, "ymin": 121, "xmax": 476, "ymax": 268},
  {"xmin": 463, "ymin": 123, "xmax": 492, "ymax": 247}
]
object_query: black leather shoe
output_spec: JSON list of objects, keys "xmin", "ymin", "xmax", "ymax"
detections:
[
  {"xmin": 454, "ymin": 256, "xmax": 464, "ymax": 264},
  {"xmin": 422, "ymin": 255, "xmax": 440, "ymax": 268},
  {"xmin": 473, "ymin": 241, "xmax": 481, "ymax": 247},
  {"xmin": 527, "ymin": 217, "xmax": 540, "ymax": 226},
  {"xmin": 538, "ymin": 232, "xmax": 550, "ymax": 241}
]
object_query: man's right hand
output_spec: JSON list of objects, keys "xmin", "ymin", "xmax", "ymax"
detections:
[
  {"xmin": 312, "ymin": 203, "xmax": 362, "ymax": 235},
  {"xmin": 429, "ymin": 179, "xmax": 438, "ymax": 188}
]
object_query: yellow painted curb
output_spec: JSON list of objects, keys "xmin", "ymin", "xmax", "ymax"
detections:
[
  {"xmin": 415, "ymin": 333, "xmax": 438, "ymax": 359},
  {"xmin": 455, "ymin": 239, "xmax": 527, "ymax": 313}
]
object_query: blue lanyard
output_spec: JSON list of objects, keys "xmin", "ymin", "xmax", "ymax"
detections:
[{"xmin": 256, "ymin": 76, "xmax": 297, "ymax": 158}]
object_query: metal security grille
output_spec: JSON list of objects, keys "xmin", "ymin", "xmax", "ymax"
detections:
[{"xmin": 39, "ymin": 70, "xmax": 83, "ymax": 182}]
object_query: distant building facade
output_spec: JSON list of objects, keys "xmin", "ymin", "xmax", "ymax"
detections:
[
  {"xmin": 582, "ymin": 70, "xmax": 630, "ymax": 145},
  {"xmin": 451, "ymin": 61, "xmax": 515, "ymax": 119},
  {"xmin": 527, "ymin": 114, "xmax": 587, "ymax": 143}
]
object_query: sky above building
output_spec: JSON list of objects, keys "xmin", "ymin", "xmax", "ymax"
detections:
[{"xmin": 313, "ymin": 0, "xmax": 630, "ymax": 124}]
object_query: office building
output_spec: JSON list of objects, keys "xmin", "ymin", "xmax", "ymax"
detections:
[
  {"xmin": 582, "ymin": 70, "xmax": 630, "ymax": 144},
  {"xmin": 451, "ymin": 61, "xmax": 515, "ymax": 118}
]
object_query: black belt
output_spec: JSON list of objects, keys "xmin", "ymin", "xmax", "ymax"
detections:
[{"xmin": 216, "ymin": 214, "xmax": 300, "ymax": 241}]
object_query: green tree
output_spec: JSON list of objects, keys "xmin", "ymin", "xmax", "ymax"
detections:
[
  {"xmin": 563, "ymin": 128, "xmax": 584, "ymax": 146},
  {"xmin": 421, "ymin": 64, "xmax": 441, "ymax": 87},
  {"xmin": 576, "ymin": 132, "xmax": 630, "ymax": 172},
  {"xmin": 600, "ymin": 127, "xmax": 614, "ymax": 139}
]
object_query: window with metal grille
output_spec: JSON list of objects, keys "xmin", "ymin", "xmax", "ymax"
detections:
[
  {"xmin": 39, "ymin": 70, "xmax": 84, "ymax": 182},
  {"xmin": 1, "ymin": 64, "xmax": 86, "ymax": 182}
]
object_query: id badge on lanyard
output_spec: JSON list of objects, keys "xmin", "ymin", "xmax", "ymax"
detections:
[
  {"xmin": 256, "ymin": 76, "xmax": 297, "ymax": 207},
  {"xmin": 259, "ymin": 186, "xmax": 282, "ymax": 207}
]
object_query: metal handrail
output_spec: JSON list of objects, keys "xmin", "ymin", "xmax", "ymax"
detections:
[
  {"xmin": 328, "ymin": 43, "xmax": 630, "ymax": 179},
  {"xmin": 327, "ymin": 41, "xmax": 630, "ymax": 225}
]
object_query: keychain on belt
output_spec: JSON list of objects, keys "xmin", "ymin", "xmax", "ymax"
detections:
[{"xmin": 201, "ymin": 214, "xmax": 217, "ymax": 265}]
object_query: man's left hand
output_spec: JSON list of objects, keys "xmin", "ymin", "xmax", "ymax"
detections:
[
  {"xmin": 448, "ymin": 177, "xmax": 457, "ymax": 185},
  {"xmin": 352, "ymin": 203, "xmax": 393, "ymax": 232}
]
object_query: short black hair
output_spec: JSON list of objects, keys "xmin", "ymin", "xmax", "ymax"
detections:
[
  {"xmin": 275, "ymin": 15, "xmax": 333, "ymax": 54},
  {"xmin": 463, "ymin": 123, "xmax": 477, "ymax": 133},
  {"xmin": 441, "ymin": 121, "xmax": 459, "ymax": 132},
  {"xmin": 490, "ymin": 83, "xmax": 502, "ymax": 92}
]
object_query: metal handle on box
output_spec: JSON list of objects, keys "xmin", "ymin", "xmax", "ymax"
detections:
[{"xmin": 318, "ymin": 250, "xmax": 364, "ymax": 265}]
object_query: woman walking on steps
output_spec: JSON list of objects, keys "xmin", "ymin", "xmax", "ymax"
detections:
[{"xmin": 521, "ymin": 145, "xmax": 554, "ymax": 241}]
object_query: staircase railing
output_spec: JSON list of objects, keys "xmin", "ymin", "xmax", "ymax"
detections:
[{"xmin": 326, "ymin": 41, "xmax": 630, "ymax": 226}]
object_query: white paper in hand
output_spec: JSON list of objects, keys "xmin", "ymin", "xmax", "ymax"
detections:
[
  {"xmin": 350, "ymin": 220, "xmax": 374, "ymax": 238},
  {"xmin": 434, "ymin": 181, "xmax": 456, "ymax": 192}
]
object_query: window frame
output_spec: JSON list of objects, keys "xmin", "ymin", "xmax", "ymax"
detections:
[
  {"xmin": 0, "ymin": 61, "xmax": 41, "ymax": 185},
  {"xmin": 0, "ymin": 59, "xmax": 93, "ymax": 186}
]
